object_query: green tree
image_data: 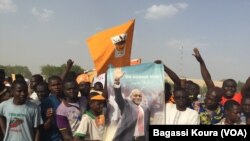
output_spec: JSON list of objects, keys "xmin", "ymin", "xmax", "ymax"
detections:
[
  {"xmin": 0, "ymin": 65, "xmax": 32, "ymax": 78},
  {"xmin": 60, "ymin": 64, "xmax": 84, "ymax": 75},
  {"xmin": 41, "ymin": 65, "xmax": 62, "ymax": 79},
  {"xmin": 237, "ymin": 81, "xmax": 244, "ymax": 92},
  {"xmin": 41, "ymin": 64, "xmax": 84, "ymax": 79}
]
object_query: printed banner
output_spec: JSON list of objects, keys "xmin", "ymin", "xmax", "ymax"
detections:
[{"xmin": 103, "ymin": 63, "xmax": 165, "ymax": 141}]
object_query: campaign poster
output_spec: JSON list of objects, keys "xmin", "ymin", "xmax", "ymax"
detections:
[{"xmin": 103, "ymin": 63, "xmax": 165, "ymax": 141}]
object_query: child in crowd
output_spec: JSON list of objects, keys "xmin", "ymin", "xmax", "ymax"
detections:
[
  {"xmin": 74, "ymin": 94, "xmax": 106, "ymax": 141},
  {"xmin": 56, "ymin": 79, "xmax": 84, "ymax": 141},
  {"xmin": 40, "ymin": 75, "xmax": 63, "ymax": 141},
  {"xmin": 0, "ymin": 80, "xmax": 42, "ymax": 141}
]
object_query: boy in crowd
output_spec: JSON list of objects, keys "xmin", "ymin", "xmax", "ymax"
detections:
[
  {"xmin": 0, "ymin": 80, "xmax": 42, "ymax": 141},
  {"xmin": 40, "ymin": 75, "xmax": 63, "ymax": 141},
  {"xmin": 199, "ymin": 87, "xmax": 224, "ymax": 124},
  {"xmin": 74, "ymin": 94, "xmax": 106, "ymax": 141},
  {"xmin": 76, "ymin": 73, "xmax": 91, "ymax": 98},
  {"xmin": 216, "ymin": 100, "xmax": 244, "ymax": 125},
  {"xmin": 29, "ymin": 74, "xmax": 44, "ymax": 105},
  {"xmin": 56, "ymin": 79, "xmax": 84, "ymax": 141}
]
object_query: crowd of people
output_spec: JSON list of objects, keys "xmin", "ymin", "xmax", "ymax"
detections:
[{"xmin": 0, "ymin": 48, "xmax": 249, "ymax": 141}]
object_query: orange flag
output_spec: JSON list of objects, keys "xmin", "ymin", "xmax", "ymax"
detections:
[{"xmin": 86, "ymin": 19, "xmax": 135, "ymax": 75}]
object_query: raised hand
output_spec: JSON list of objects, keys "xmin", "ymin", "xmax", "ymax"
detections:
[
  {"xmin": 193, "ymin": 48, "xmax": 214, "ymax": 89},
  {"xmin": 61, "ymin": 59, "xmax": 74, "ymax": 81},
  {"xmin": 192, "ymin": 48, "xmax": 203, "ymax": 63},
  {"xmin": 46, "ymin": 108, "xmax": 53, "ymax": 119},
  {"xmin": 66, "ymin": 59, "xmax": 74, "ymax": 68},
  {"xmin": 114, "ymin": 67, "xmax": 124, "ymax": 82}
]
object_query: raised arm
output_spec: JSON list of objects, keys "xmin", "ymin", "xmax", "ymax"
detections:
[
  {"xmin": 113, "ymin": 68, "xmax": 125, "ymax": 114},
  {"xmin": 193, "ymin": 48, "xmax": 215, "ymax": 90},
  {"xmin": 61, "ymin": 59, "xmax": 74, "ymax": 81},
  {"xmin": 154, "ymin": 60, "xmax": 181, "ymax": 88}
]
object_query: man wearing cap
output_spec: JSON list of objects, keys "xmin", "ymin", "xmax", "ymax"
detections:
[
  {"xmin": 74, "ymin": 93, "xmax": 106, "ymax": 141},
  {"xmin": 112, "ymin": 68, "xmax": 150, "ymax": 141},
  {"xmin": 76, "ymin": 73, "xmax": 91, "ymax": 98},
  {"xmin": 76, "ymin": 73, "xmax": 92, "ymax": 117}
]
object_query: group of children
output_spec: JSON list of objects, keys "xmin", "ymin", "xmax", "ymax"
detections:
[{"xmin": 0, "ymin": 64, "xmax": 107, "ymax": 141}]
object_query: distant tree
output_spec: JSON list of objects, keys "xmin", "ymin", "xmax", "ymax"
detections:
[
  {"xmin": 41, "ymin": 64, "xmax": 84, "ymax": 79},
  {"xmin": 60, "ymin": 64, "xmax": 84, "ymax": 75},
  {"xmin": 41, "ymin": 65, "xmax": 62, "ymax": 79},
  {"xmin": 237, "ymin": 81, "xmax": 244, "ymax": 92},
  {"xmin": 0, "ymin": 65, "xmax": 32, "ymax": 78}
]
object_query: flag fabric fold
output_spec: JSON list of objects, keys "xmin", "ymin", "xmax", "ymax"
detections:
[{"xmin": 86, "ymin": 19, "xmax": 135, "ymax": 75}]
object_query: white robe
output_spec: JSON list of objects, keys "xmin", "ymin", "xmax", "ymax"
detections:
[{"xmin": 165, "ymin": 103, "xmax": 200, "ymax": 125}]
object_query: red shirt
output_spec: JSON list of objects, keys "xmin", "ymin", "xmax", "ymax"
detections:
[{"xmin": 220, "ymin": 92, "xmax": 242, "ymax": 105}]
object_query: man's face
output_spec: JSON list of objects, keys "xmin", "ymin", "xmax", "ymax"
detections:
[
  {"xmin": 78, "ymin": 82, "xmax": 91, "ymax": 96},
  {"xmin": 13, "ymin": 83, "xmax": 28, "ymax": 104},
  {"xmin": 226, "ymin": 105, "xmax": 241, "ymax": 124},
  {"xmin": 63, "ymin": 81, "xmax": 79, "ymax": 100},
  {"xmin": 205, "ymin": 92, "xmax": 218, "ymax": 110},
  {"xmin": 36, "ymin": 85, "xmax": 49, "ymax": 101},
  {"xmin": 30, "ymin": 77, "xmax": 38, "ymax": 90},
  {"xmin": 94, "ymin": 83, "xmax": 103, "ymax": 91},
  {"xmin": 223, "ymin": 80, "xmax": 237, "ymax": 99},
  {"xmin": 242, "ymin": 98, "xmax": 250, "ymax": 116},
  {"xmin": 131, "ymin": 92, "xmax": 142, "ymax": 105},
  {"xmin": 90, "ymin": 100, "xmax": 104, "ymax": 115},
  {"xmin": 186, "ymin": 83, "xmax": 200, "ymax": 102},
  {"xmin": 49, "ymin": 79, "xmax": 62, "ymax": 95},
  {"xmin": 174, "ymin": 90, "xmax": 188, "ymax": 108}
]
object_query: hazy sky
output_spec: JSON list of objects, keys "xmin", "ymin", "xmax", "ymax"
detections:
[{"xmin": 0, "ymin": 0, "xmax": 249, "ymax": 82}]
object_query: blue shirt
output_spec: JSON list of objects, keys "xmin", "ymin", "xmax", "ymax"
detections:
[{"xmin": 40, "ymin": 94, "xmax": 62, "ymax": 141}]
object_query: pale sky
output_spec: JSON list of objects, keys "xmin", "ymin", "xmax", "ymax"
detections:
[{"xmin": 0, "ymin": 0, "xmax": 250, "ymax": 82}]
